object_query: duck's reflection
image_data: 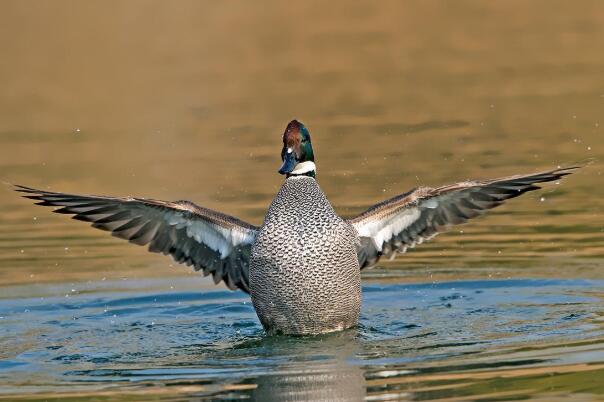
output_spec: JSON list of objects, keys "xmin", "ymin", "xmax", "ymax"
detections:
[{"xmin": 248, "ymin": 330, "xmax": 365, "ymax": 402}]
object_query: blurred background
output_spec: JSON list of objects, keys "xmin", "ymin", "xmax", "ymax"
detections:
[
  {"xmin": 0, "ymin": 1, "xmax": 604, "ymax": 283},
  {"xmin": 0, "ymin": 0, "xmax": 602, "ymax": 286},
  {"xmin": 0, "ymin": 1, "xmax": 603, "ymax": 400}
]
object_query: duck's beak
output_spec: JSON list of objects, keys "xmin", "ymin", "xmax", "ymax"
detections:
[{"xmin": 278, "ymin": 149, "xmax": 297, "ymax": 175}]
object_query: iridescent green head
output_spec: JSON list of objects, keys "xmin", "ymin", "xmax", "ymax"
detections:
[{"xmin": 278, "ymin": 120, "xmax": 316, "ymax": 178}]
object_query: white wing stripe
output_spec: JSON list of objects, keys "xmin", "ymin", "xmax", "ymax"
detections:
[
  {"xmin": 164, "ymin": 210, "xmax": 254, "ymax": 259},
  {"xmin": 355, "ymin": 208, "xmax": 421, "ymax": 251}
]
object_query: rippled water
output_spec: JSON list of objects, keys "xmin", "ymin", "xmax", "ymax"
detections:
[
  {"xmin": 1, "ymin": 278, "xmax": 603, "ymax": 400},
  {"xmin": 1, "ymin": 1, "xmax": 604, "ymax": 400}
]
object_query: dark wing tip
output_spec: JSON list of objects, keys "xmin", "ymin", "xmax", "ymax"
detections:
[
  {"xmin": 13, "ymin": 184, "xmax": 33, "ymax": 193},
  {"xmin": 489, "ymin": 164, "xmax": 582, "ymax": 188},
  {"xmin": 546, "ymin": 165, "xmax": 582, "ymax": 178},
  {"xmin": 13, "ymin": 184, "xmax": 57, "ymax": 197},
  {"xmin": 549, "ymin": 161, "xmax": 591, "ymax": 177}
]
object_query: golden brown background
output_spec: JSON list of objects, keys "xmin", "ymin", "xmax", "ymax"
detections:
[{"xmin": 0, "ymin": 1, "xmax": 602, "ymax": 284}]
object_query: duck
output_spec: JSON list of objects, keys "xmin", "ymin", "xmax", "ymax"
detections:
[{"xmin": 15, "ymin": 120, "xmax": 578, "ymax": 335}]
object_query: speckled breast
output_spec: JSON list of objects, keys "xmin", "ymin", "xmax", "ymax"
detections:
[{"xmin": 249, "ymin": 176, "xmax": 361, "ymax": 335}]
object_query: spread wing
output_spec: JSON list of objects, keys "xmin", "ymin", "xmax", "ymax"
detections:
[
  {"xmin": 348, "ymin": 167, "xmax": 578, "ymax": 269},
  {"xmin": 15, "ymin": 185, "xmax": 258, "ymax": 293}
]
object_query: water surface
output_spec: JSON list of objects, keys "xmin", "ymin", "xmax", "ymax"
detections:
[
  {"xmin": 1, "ymin": 278, "xmax": 603, "ymax": 400},
  {"xmin": 1, "ymin": 1, "xmax": 603, "ymax": 400}
]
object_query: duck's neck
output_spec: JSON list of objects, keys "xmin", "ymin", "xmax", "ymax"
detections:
[{"xmin": 286, "ymin": 161, "xmax": 316, "ymax": 178}]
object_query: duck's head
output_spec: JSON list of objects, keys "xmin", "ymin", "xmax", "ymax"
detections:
[{"xmin": 278, "ymin": 120, "xmax": 316, "ymax": 178}]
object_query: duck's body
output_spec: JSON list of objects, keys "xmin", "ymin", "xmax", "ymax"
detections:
[
  {"xmin": 15, "ymin": 120, "xmax": 579, "ymax": 335},
  {"xmin": 250, "ymin": 176, "xmax": 360, "ymax": 335}
]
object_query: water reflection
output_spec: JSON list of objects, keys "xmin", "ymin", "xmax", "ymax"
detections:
[{"xmin": 249, "ymin": 333, "xmax": 365, "ymax": 402}]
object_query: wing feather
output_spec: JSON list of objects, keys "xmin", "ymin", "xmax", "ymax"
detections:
[
  {"xmin": 15, "ymin": 185, "xmax": 258, "ymax": 293},
  {"xmin": 348, "ymin": 166, "xmax": 579, "ymax": 269}
]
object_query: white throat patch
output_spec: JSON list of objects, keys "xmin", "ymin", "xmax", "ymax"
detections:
[{"xmin": 290, "ymin": 161, "xmax": 316, "ymax": 175}]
